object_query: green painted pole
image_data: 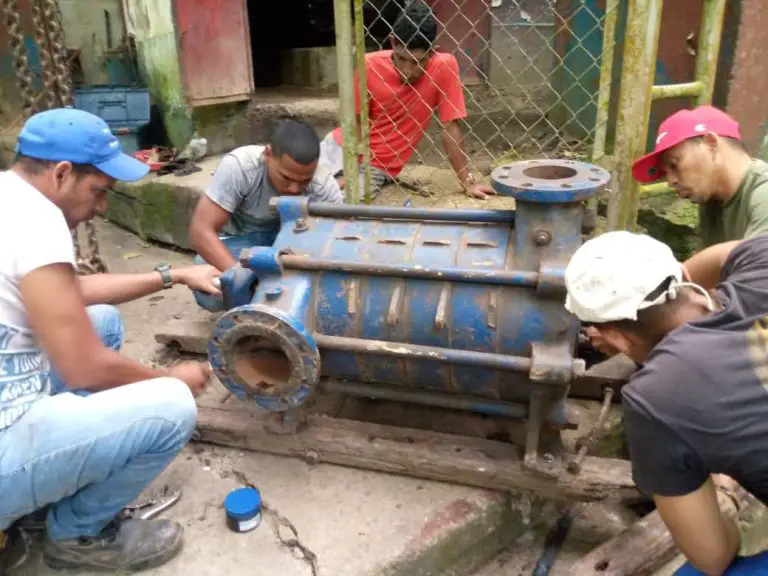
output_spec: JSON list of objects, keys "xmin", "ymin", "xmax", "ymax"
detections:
[
  {"xmin": 693, "ymin": 0, "xmax": 727, "ymax": 106},
  {"xmin": 651, "ymin": 81, "xmax": 704, "ymax": 100},
  {"xmin": 606, "ymin": 0, "xmax": 663, "ymax": 232},
  {"xmin": 333, "ymin": 0, "xmax": 359, "ymax": 204},
  {"xmin": 353, "ymin": 0, "xmax": 371, "ymax": 204},
  {"xmin": 591, "ymin": 0, "xmax": 619, "ymax": 166}
]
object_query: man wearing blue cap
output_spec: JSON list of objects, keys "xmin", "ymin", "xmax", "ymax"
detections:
[{"xmin": 0, "ymin": 108, "xmax": 220, "ymax": 572}]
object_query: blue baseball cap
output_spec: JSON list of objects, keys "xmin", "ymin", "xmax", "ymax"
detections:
[{"xmin": 16, "ymin": 107, "xmax": 149, "ymax": 182}]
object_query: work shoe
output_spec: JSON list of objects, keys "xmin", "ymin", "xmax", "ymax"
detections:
[
  {"xmin": 0, "ymin": 525, "xmax": 22, "ymax": 574},
  {"xmin": 43, "ymin": 518, "xmax": 184, "ymax": 572}
]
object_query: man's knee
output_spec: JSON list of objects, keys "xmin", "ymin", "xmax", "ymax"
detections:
[
  {"xmin": 150, "ymin": 378, "xmax": 198, "ymax": 445},
  {"xmin": 86, "ymin": 304, "xmax": 124, "ymax": 351}
]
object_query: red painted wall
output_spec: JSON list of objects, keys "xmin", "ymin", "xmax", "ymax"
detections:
[
  {"xmin": 426, "ymin": 0, "xmax": 490, "ymax": 85},
  {"xmin": 724, "ymin": 0, "xmax": 768, "ymax": 155}
]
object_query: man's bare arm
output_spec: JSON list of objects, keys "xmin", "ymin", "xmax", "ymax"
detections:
[
  {"xmin": 441, "ymin": 121, "xmax": 495, "ymax": 199},
  {"xmin": 78, "ymin": 272, "xmax": 169, "ymax": 305},
  {"xmin": 21, "ymin": 263, "xmax": 165, "ymax": 390},
  {"xmin": 78, "ymin": 266, "xmax": 220, "ymax": 306},
  {"xmin": 654, "ymin": 477, "xmax": 741, "ymax": 575},
  {"xmin": 682, "ymin": 241, "xmax": 741, "ymax": 290},
  {"xmin": 189, "ymin": 196, "xmax": 237, "ymax": 272},
  {"xmin": 441, "ymin": 120, "xmax": 471, "ymax": 187}
]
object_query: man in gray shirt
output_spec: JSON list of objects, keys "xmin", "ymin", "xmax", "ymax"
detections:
[
  {"xmin": 189, "ymin": 119, "xmax": 344, "ymax": 311},
  {"xmin": 565, "ymin": 231, "xmax": 768, "ymax": 574}
]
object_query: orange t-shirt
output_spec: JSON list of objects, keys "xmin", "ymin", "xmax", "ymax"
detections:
[{"xmin": 332, "ymin": 50, "xmax": 467, "ymax": 178}]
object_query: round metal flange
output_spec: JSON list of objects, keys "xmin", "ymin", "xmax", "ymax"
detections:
[
  {"xmin": 490, "ymin": 159, "xmax": 610, "ymax": 203},
  {"xmin": 208, "ymin": 304, "xmax": 320, "ymax": 412}
]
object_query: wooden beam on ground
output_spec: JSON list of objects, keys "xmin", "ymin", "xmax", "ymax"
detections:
[
  {"xmin": 561, "ymin": 486, "xmax": 757, "ymax": 575},
  {"xmin": 155, "ymin": 319, "xmax": 215, "ymax": 355},
  {"xmin": 195, "ymin": 404, "xmax": 640, "ymax": 502}
]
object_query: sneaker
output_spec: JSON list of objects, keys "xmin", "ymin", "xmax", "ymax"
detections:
[{"xmin": 43, "ymin": 518, "xmax": 184, "ymax": 572}]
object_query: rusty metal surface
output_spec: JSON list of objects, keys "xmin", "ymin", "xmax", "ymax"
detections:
[
  {"xmin": 724, "ymin": 0, "xmax": 768, "ymax": 155},
  {"xmin": 173, "ymin": 0, "xmax": 254, "ymax": 106},
  {"xmin": 210, "ymin": 160, "xmax": 608, "ymax": 466},
  {"xmin": 567, "ymin": 386, "xmax": 615, "ymax": 474},
  {"xmin": 426, "ymin": 0, "xmax": 490, "ymax": 85},
  {"xmin": 1, "ymin": 0, "xmax": 107, "ymax": 274}
]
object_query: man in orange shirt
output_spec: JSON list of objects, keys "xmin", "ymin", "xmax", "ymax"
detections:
[{"xmin": 319, "ymin": 1, "xmax": 494, "ymax": 200}]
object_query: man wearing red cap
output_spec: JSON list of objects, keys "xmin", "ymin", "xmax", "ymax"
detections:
[{"xmin": 632, "ymin": 105, "xmax": 768, "ymax": 248}]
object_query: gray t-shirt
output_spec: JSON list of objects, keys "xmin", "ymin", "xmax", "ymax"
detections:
[
  {"xmin": 622, "ymin": 235, "xmax": 768, "ymax": 504},
  {"xmin": 206, "ymin": 145, "xmax": 344, "ymax": 235}
]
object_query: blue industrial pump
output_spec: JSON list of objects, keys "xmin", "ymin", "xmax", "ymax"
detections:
[{"xmin": 208, "ymin": 159, "xmax": 611, "ymax": 477}]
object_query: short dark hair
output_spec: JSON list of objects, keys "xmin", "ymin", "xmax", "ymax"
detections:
[
  {"xmin": 684, "ymin": 135, "xmax": 747, "ymax": 152},
  {"xmin": 269, "ymin": 119, "xmax": 320, "ymax": 166},
  {"xmin": 13, "ymin": 154, "xmax": 102, "ymax": 178},
  {"xmin": 392, "ymin": 1, "xmax": 437, "ymax": 51},
  {"xmin": 610, "ymin": 277, "xmax": 692, "ymax": 340}
]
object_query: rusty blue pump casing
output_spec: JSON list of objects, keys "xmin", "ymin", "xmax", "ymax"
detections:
[{"xmin": 208, "ymin": 159, "xmax": 610, "ymax": 472}]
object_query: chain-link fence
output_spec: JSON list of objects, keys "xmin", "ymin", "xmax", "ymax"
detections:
[{"xmin": 342, "ymin": 0, "xmax": 624, "ymax": 205}]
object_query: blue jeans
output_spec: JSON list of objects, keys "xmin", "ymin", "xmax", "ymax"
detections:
[
  {"xmin": 0, "ymin": 304, "xmax": 197, "ymax": 541},
  {"xmin": 675, "ymin": 550, "xmax": 768, "ymax": 575},
  {"xmin": 192, "ymin": 229, "xmax": 278, "ymax": 312}
]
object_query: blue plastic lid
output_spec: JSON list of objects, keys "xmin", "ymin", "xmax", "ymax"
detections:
[{"xmin": 224, "ymin": 487, "xmax": 262, "ymax": 521}]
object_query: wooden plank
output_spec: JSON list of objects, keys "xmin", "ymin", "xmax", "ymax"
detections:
[
  {"xmin": 195, "ymin": 404, "xmax": 640, "ymax": 502},
  {"xmin": 562, "ymin": 486, "xmax": 757, "ymax": 575},
  {"xmin": 155, "ymin": 319, "xmax": 215, "ymax": 355}
]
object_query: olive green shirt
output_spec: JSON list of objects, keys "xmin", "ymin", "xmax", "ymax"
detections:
[{"xmin": 699, "ymin": 159, "xmax": 768, "ymax": 247}]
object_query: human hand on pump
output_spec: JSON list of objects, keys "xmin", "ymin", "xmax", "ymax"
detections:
[
  {"xmin": 172, "ymin": 265, "xmax": 222, "ymax": 295},
  {"xmin": 583, "ymin": 325, "xmax": 621, "ymax": 357},
  {"xmin": 168, "ymin": 361, "xmax": 212, "ymax": 396}
]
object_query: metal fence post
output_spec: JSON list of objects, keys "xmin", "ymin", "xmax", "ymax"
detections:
[
  {"xmin": 615, "ymin": 0, "xmax": 727, "ymax": 198},
  {"xmin": 333, "ymin": 0, "xmax": 360, "ymax": 204},
  {"xmin": 591, "ymin": 0, "xmax": 619, "ymax": 168},
  {"xmin": 694, "ymin": 0, "xmax": 727, "ymax": 106},
  {"xmin": 606, "ymin": 0, "xmax": 663, "ymax": 232},
  {"xmin": 353, "ymin": 0, "xmax": 372, "ymax": 204}
]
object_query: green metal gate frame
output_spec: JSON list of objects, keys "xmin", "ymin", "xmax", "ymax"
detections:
[
  {"xmin": 332, "ymin": 0, "xmax": 726, "ymax": 220},
  {"xmin": 605, "ymin": 0, "xmax": 727, "ymax": 232}
]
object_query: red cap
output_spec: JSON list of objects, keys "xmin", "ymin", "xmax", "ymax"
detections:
[{"xmin": 631, "ymin": 106, "xmax": 741, "ymax": 183}]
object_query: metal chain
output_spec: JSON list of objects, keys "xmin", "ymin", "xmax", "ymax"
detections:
[
  {"xmin": 3, "ymin": 0, "xmax": 35, "ymax": 117},
  {"xmin": 29, "ymin": 0, "xmax": 57, "ymax": 110},
  {"xmin": 39, "ymin": 0, "xmax": 107, "ymax": 273},
  {"xmin": 40, "ymin": 0, "xmax": 71, "ymax": 106},
  {"xmin": 28, "ymin": 0, "xmax": 107, "ymax": 274}
]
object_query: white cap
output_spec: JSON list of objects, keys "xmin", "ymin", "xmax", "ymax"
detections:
[{"xmin": 564, "ymin": 231, "xmax": 684, "ymax": 323}]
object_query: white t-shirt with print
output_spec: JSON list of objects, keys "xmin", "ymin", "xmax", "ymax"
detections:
[{"xmin": 0, "ymin": 170, "xmax": 75, "ymax": 430}]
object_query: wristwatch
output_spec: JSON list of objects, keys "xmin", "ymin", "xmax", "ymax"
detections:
[{"xmin": 155, "ymin": 263, "xmax": 173, "ymax": 289}]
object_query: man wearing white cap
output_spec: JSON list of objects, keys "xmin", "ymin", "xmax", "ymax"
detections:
[{"xmin": 565, "ymin": 231, "xmax": 768, "ymax": 575}]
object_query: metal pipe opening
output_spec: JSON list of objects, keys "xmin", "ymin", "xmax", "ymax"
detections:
[
  {"xmin": 231, "ymin": 336, "xmax": 292, "ymax": 395},
  {"xmin": 522, "ymin": 165, "xmax": 578, "ymax": 180}
]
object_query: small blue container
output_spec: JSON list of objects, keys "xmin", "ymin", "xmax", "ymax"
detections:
[{"xmin": 224, "ymin": 487, "xmax": 262, "ymax": 533}]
